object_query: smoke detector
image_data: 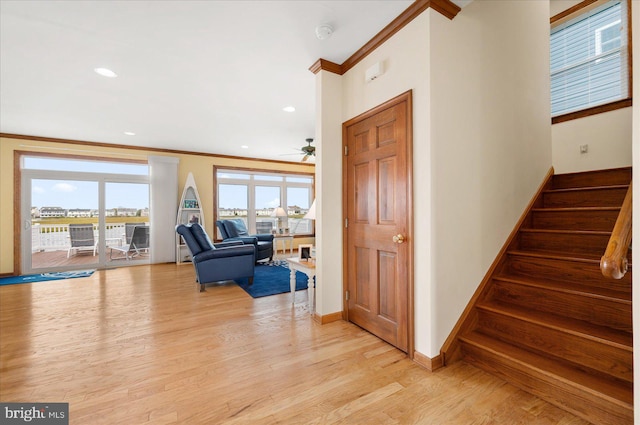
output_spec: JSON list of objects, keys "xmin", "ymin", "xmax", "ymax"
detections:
[{"xmin": 315, "ymin": 24, "xmax": 333, "ymax": 40}]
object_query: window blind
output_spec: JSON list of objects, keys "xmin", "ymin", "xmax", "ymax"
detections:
[{"xmin": 550, "ymin": 0, "xmax": 629, "ymax": 117}]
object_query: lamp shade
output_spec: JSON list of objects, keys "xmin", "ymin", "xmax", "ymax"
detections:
[
  {"xmin": 271, "ymin": 207, "xmax": 287, "ymax": 218},
  {"xmin": 303, "ymin": 199, "xmax": 316, "ymax": 220}
]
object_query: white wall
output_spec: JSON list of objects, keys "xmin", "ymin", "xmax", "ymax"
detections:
[
  {"xmin": 315, "ymin": 70, "xmax": 344, "ymax": 316},
  {"xmin": 552, "ymin": 108, "xmax": 632, "ymax": 173},
  {"xmin": 631, "ymin": 2, "xmax": 639, "ymax": 422},
  {"xmin": 428, "ymin": 1, "xmax": 552, "ymax": 355},
  {"xmin": 549, "ymin": 0, "xmax": 633, "ymax": 174},
  {"xmin": 550, "ymin": 0, "xmax": 582, "ymax": 17}
]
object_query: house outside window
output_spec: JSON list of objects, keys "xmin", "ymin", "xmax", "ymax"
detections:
[
  {"xmin": 550, "ymin": 0, "xmax": 631, "ymax": 121},
  {"xmin": 215, "ymin": 168, "xmax": 314, "ymax": 238}
]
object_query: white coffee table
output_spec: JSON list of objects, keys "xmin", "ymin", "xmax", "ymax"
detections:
[{"xmin": 285, "ymin": 257, "xmax": 316, "ymax": 313}]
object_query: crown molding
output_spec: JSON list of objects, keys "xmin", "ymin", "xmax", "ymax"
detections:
[
  {"xmin": 308, "ymin": 58, "xmax": 343, "ymax": 75},
  {"xmin": 310, "ymin": 0, "xmax": 461, "ymax": 75},
  {"xmin": 429, "ymin": 0, "xmax": 462, "ymax": 20},
  {"xmin": 0, "ymin": 133, "xmax": 315, "ymax": 167}
]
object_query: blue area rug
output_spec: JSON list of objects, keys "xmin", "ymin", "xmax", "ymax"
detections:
[
  {"xmin": 235, "ymin": 262, "xmax": 310, "ymax": 298},
  {"xmin": 0, "ymin": 270, "xmax": 95, "ymax": 286}
]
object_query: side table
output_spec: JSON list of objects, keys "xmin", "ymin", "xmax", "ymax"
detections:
[{"xmin": 285, "ymin": 257, "xmax": 316, "ymax": 313}]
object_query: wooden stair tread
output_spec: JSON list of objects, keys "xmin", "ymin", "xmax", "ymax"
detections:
[
  {"xmin": 460, "ymin": 331, "xmax": 633, "ymax": 406},
  {"xmin": 493, "ymin": 275, "xmax": 630, "ymax": 303},
  {"xmin": 543, "ymin": 184, "xmax": 629, "ymax": 194},
  {"xmin": 532, "ymin": 206, "xmax": 620, "ymax": 212},
  {"xmin": 508, "ymin": 249, "xmax": 632, "ymax": 268},
  {"xmin": 519, "ymin": 228, "xmax": 611, "ymax": 236},
  {"xmin": 551, "ymin": 167, "xmax": 632, "ymax": 189},
  {"xmin": 517, "ymin": 229, "xmax": 623, "ymax": 260},
  {"xmin": 507, "ymin": 249, "xmax": 600, "ymax": 263},
  {"xmin": 477, "ymin": 300, "xmax": 632, "ymax": 349}
]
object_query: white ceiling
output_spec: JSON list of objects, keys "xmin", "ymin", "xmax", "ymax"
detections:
[{"xmin": 0, "ymin": 0, "xmax": 423, "ymax": 163}]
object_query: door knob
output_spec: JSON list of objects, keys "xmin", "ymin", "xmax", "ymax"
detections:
[{"xmin": 392, "ymin": 234, "xmax": 405, "ymax": 244}]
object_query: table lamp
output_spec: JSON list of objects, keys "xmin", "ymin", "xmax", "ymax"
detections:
[
  {"xmin": 304, "ymin": 199, "xmax": 316, "ymax": 220},
  {"xmin": 271, "ymin": 207, "xmax": 288, "ymax": 232}
]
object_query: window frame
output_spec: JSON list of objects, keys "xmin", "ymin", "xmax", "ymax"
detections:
[
  {"xmin": 550, "ymin": 0, "xmax": 632, "ymax": 124},
  {"xmin": 213, "ymin": 166, "xmax": 315, "ymax": 239}
]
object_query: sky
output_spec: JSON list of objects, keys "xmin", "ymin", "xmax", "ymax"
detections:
[
  {"xmin": 26, "ymin": 157, "xmax": 310, "ymax": 211},
  {"xmin": 26, "ymin": 157, "xmax": 149, "ymax": 209},
  {"xmin": 218, "ymin": 184, "xmax": 310, "ymax": 210},
  {"xmin": 32, "ymin": 180, "xmax": 149, "ymax": 210}
]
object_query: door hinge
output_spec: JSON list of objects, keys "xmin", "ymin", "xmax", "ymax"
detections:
[
  {"xmin": 345, "ymin": 290, "xmax": 350, "ymax": 301},
  {"xmin": 345, "ymin": 218, "xmax": 348, "ymax": 228},
  {"xmin": 344, "ymin": 146, "xmax": 348, "ymax": 156}
]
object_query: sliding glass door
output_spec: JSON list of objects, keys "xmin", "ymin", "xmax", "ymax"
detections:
[
  {"xmin": 28, "ymin": 178, "xmax": 100, "ymax": 272},
  {"xmin": 21, "ymin": 156, "xmax": 149, "ymax": 274}
]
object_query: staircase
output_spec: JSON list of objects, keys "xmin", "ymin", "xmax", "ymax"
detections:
[{"xmin": 456, "ymin": 167, "xmax": 633, "ymax": 425}]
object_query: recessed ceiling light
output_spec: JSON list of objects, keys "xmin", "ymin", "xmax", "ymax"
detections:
[
  {"xmin": 241, "ymin": 145, "xmax": 249, "ymax": 149},
  {"xmin": 94, "ymin": 67, "xmax": 118, "ymax": 78},
  {"xmin": 124, "ymin": 131, "xmax": 135, "ymax": 136},
  {"xmin": 283, "ymin": 106, "xmax": 296, "ymax": 113}
]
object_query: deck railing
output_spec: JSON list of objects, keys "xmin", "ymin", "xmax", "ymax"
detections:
[{"xmin": 31, "ymin": 222, "xmax": 149, "ymax": 252}]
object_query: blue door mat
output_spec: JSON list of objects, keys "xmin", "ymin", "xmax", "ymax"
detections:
[{"xmin": 0, "ymin": 270, "xmax": 95, "ymax": 286}]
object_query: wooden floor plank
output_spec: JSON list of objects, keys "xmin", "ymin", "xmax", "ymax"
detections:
[{"xmin": 0, "ymin": 263, "xmax": 590, "ymax": 424}]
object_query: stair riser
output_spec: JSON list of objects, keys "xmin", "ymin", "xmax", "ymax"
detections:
[
  {"xmin": 543, "ymin": 188, "xmax": 628, "ymax": 208},
  {"xmin": 460, "ymin": 341, "xmax": 633, "ymax": 425},
  {"xmin": 552, "ymin": 168, "xmax": 632, "ymax": 190},
  {"xmin": 488, "ymin": 281, "xmax": 632, "ymax": 332},
  {"xmin": 476, "ymin": 309, "xmax": 632, "ymax": 383},
  {"xmin": 531, "ymin": 209, "xmax": 619, "ymax": 231},
  {"xmin": 505, "ymin": 254, "xmax": 632, "ymax": 291},
  {"xmin": 519, "ymin": 232, "xmax": 612, "ymax": 257}
]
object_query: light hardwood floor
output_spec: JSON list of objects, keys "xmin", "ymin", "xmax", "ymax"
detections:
[{"xmin": 0, "ymin": 263, "xmax": 589, "ymax": 424}]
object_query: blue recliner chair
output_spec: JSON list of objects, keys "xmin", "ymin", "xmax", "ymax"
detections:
[
  {"xmin": 176, "ymin": 223, "xmax": 255, "ymax": 292},
  {"xmin": 216, "ymin": 219, "xmax": 274, "ymax": 263}
]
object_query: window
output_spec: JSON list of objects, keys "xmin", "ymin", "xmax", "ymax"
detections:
[
  {"xmin": 550, "ymin": 0, "xmax": 630, "ymax": 120},
  {"xmin": 215, "ymin": 169, "xmax": 314, "ymax": 237}
]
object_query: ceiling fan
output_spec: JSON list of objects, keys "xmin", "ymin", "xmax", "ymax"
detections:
[
  {"xmin": 299, "ymin": 138, "xmax": 315, "ymax": 162},
  {"xmin": 280, "ymin": 138, "xmax": 315, "ymax": 162}
]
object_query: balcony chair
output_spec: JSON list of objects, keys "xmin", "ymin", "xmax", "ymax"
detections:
[
  {"xmin": 124, "ymin": 222, "xmax": 140, "ymax": 244},
  {"xmin": 176, "ymin": 223, "xmax": 255, "ymax": 292},
  {"xmin": 215, "ymin": 219, "xmax": 274, "ymax": 263},
  {"xmin": 110, "ymin": 225, "xmax": 150, "ymax": 260},
  {"xmin": 67, "ymin": 223, "xmax": 97, "ymax": 258}
]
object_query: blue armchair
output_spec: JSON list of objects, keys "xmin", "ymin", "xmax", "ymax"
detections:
[
  {"xmin": 176, "ymin": 223, "xmax": 255, "ymax": 292},
  {"xmin": 216, "ymin": 219, "xmax": 274, "ymax": 263}
]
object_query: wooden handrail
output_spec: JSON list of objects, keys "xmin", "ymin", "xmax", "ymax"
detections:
[{"xmin": 600, "ymin": 181, "xmax": 632, "ymax": 279}]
